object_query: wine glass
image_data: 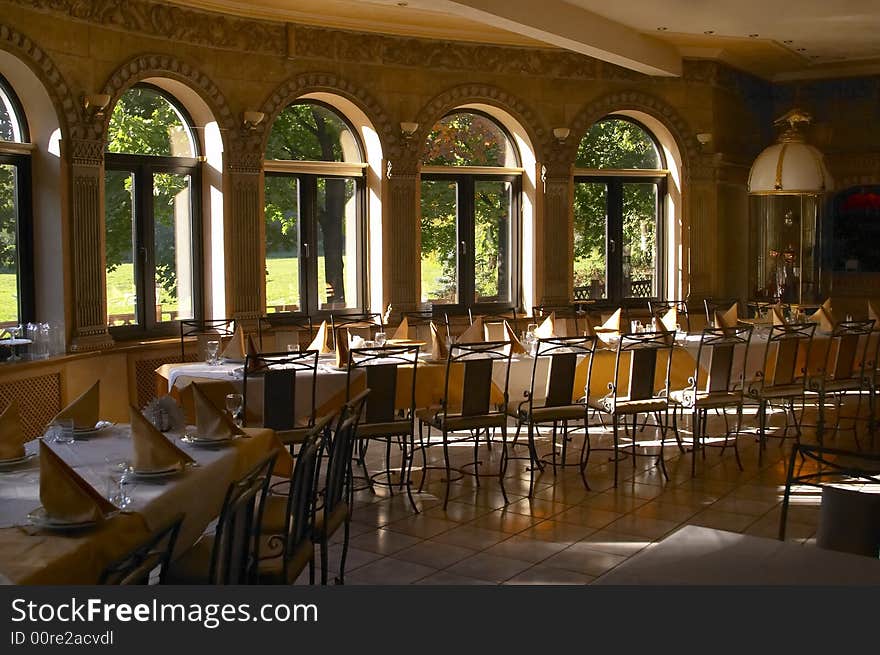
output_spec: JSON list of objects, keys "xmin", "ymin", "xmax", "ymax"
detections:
[
  {"xmin": 375, "ymin": 331, "xmax": 387, "ymax": 347},
  {"xmin": 225, "ymin": 393, "xmax": 244, "ymax": 427},
  {"xmin": 206, "ymin": 340, "xmax": 220, "ymax": 366},
  {"xmin": 104, "ymin": 457, "xmax": 132, "ymax": 508}
]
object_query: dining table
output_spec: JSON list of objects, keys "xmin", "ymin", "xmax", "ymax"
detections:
[{"xmin": 0, "ymin": 422, "xmax": 284, "ymax": 584}]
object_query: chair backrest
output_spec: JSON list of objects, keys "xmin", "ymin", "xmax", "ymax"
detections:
[
  {"xmin": 691, "ymin": 325, "xmax": 753, "ymax": 394},
  {"xmin": 746, "ymin": 300, "xmax": 790, "ymax": 320},
  {"xmin": 399, "ymin": 310, "xmax": 435, "ymax": 344},
  {"xmin": 329, "ymin": 313, "xmax": 383, "ymax": 349},
  {"xmin": 820, "ymin": 319, "xmax": 875, "ymax": 382},
  {"xmin": 703, "ymin": 298, "xmax": 739, "ymax": 324},
  {"xmin": 610, "ymin": 330, "xmax": 674, "ymax": 406},
  {"xmin": 209, "ymin": 450, "xmax": 278, "ymax": 584},
  {"xmin": 324, "ymin": 389, "xmax": 370, "ymax": 521},
  {"xmin": 760, "ymin": 322, "xmax": 816, "ymax": 387},
  {"xmin": 98, "ymin": 515, "xmax": 184, "ymax": 585},
  {"xmin": 242, "ymin": 350, "xmax": 318, "ymax": 430},
  {"xmin": 259, "ymin": 315, "xmax": 313, "ymax": 352},
  {"xmin": 471, "ymin": 307, "xmax": 517, "ymax": 340},
  {"xmin": 648, "ymin": 300, "xmax": 690, "ymax": 332},
  {"xmin": 179, "ymin": 318, "xmax": 235, "ymax": 360},
  {"xmin": 441, "ymin": 340, "xmax": 511, "ymax": 419},
  {"xmin": 346, "ymin": 345, "xmax": 420, "ymax": 425},
  {"xmin": 531, "ymin": 336, "xmax": 597, "ymax": 410},
  {"xmin": 444, "ymin": 311, "xmax": 473, "ymax": 340},
  {"xmin": 275, "ymin": 418, "xmax": 329, "ymax": 574}
]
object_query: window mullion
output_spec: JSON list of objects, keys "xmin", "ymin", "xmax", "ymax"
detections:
[{"xmin": 140, "ymin": 167, "xmax": 157, "ymax": 331}]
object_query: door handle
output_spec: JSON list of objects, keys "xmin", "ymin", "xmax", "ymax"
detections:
[
  {"xmin": 609, "ymin": 239, "xmax": 616, "ymax": 254},
  {"xmin": 303, "ymin": 243, "xmax": 310, "ymax": 258},
  {"xmin": 459, "ymin": 240, "xmax": 467, "ymax": 256}
]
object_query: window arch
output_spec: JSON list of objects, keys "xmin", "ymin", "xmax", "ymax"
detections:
[
  {"xmin": 0, "ymin": 74, "xmax": 34, "ymax": 331},
  {"xmin": 104, "ymin": 83, "xmax": 202, "ymax": 335},
  {"xmin": 420, "ymin": 109, "xmax": 521, "ymax": 309},
  {"xmin": 573, "ymin": 116, "xmax": 666, "ymax": 305},
  {"xmin": 264, "ymin": 100, "xmax": 366, "ymax": 315}
]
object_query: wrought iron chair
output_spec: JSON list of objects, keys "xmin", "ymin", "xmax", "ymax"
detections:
[
  {"xmin": 444, "ymin": 311, "xmax": 473, "ymax": 341},
  {"xmin": 312, "ymin": 389, "xmax": 370, "ymax": 585},
  {"xmin": 748, "ymin": 321, "xmax": 816, "ymax": 464},
  {"xmin": 258, "ymin": 418, "xmax": 330, "ymax": 585},
  {"xmin": 747, "ymin": 300, "xmax": 790, "ymax": 320},
  {"xmin": 807, "ymin": 319, "xmax": 874, "ymax": 447},
  {"xmin": 807, "ymin": 319, "xmax": 875, "ymax": 449},
  {"xmin": 669, "ymin": 324, "xmax": 753, "ymax": 475},
  {"xmin": 329, "ymin": 312, "xmax": 383, "ymax": 350},
  {"xmin": 179, "ymin": 318, "xmax": 235, "ymax": 361},
  {"xmin": 649, "ymin": 300, "xmax": 691, "ymax": 332},
  {"xmin": 399, "ymin": 309, "xmax": 436, "ymax": 345},
  {"xmin": 532, "ymin": 304, "xmax": 584, "ymax": 337},
  {"xmin": 779, "ymin": 443, "xmax": 880, "ymax": 556},
  {"xmin": 259, "ymin": 314, "xmax": 314, "ymax": 352},
  {"xmin": 508, "ymin": 335, "xmax": 598, "ymax": 496},
  {"xmin": 345, "ymin": 344, "xmax": 421, "ymax": 511},
  {"xmin": 98, "ymin": 515, "xmax": 184, "ymax": 585},
  {"xmin": 588, "ymin": 330, "xmax": 675, "ymax": 487},
  {"xmin": 242, "ymin": 350, "xmax": 319, "ymax": 452},
  {"xmin": 166, "ymin": 450, "xmax": 278, "ymax": 584},
  {"xmin": 416, "ymin": 340, "xmax": 513, "ymax": 509}
]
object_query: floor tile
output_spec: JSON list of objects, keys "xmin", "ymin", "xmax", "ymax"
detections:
[{"xmin": 446, "ymin": 552, "xmax": 534, "ymax": 583}]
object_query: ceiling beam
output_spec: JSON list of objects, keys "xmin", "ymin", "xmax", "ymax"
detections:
[{"xmin": 432, "ymin": 0, "xmax": 682, "ymax": 76}]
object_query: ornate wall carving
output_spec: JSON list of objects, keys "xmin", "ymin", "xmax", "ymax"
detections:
[
  {"xmin": 8, "ymin": 0, "xmax": 286, "ymax": 55},
  {"xmin": 541, "ymin": 176, "xmax": 572, "ymax": 305},
  {"xmin": 227, "ymin": 174, "xmax": 263, "ymax": 319},
  {"xmin": 0, "ymin": 22, "xmax": 78, "ymax": 135}
]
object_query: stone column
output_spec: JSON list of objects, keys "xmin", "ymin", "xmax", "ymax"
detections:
[
  {"xmin": 68, "ymin": 137, "xmax": 114, "ymax": 352},
  {"xmin": 540, "ymin": 162, "xmax": 574, "ymax": 305},
  {"xmin": 384, "ymin": 159, "xmax": 420, "ymax": 315},
  {"xmin": 224, "ymin": 154, "xmax": 264, "ymax": 321}
]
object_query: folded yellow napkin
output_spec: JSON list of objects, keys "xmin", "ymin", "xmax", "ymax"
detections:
[
  {"xmin": 771, "ymin": 303, "xmax": 786, "ymax": 326},
  {"xmin": 430, "ymin": 321, "xmax": 448, "ymax": 361},
  {"xmin": 191, "ymin": 382, "xmax": 243, "ymax": 440},
  {"xmin": 39, "ymin": 440, "xmax": 116, "ymax": 522},
  {"xmin": 243, "ymin": 334, "xmax": 263, "ymax": 374},
  {"xmin": 714, "ymin": 303, "xmax": 738, "ymax": 330},
  {"xmin": 868, "ymin": 300, "xmax": 880, "ymax": 330},
  {"xmin": 335, "ymin": 327, "xmax": 350, "ymax": 369},
  {"xmin": 660, "ymin": 308, "xmax": 677, "ymax": 332},
  {"xmin": 221, "ymin": 325, "xmax": 247, "ymax": 362},
  {"xmin": 504, "ymin": 321, "xmax": 526, "ymax": 354},
  {"xmin": 307, "ymin": 321, "xmax": 331, "ymax": 354},
  {"xmin": 809, "ymin": 305, "xmax": 836, "ymax": 333},
  {"xmin": 600, "ymin": 308, "xmax": 622, "ymax": 332},
  {"xmin": 0, "ymin": 400, "xmax": 25, "ymax": 460},
  {"xmin": 54, "ymin": 381, "xmax": 99, "ymax": 430},
  {"xmin": 129, "ymin": 405, "xmax": 194, "ymax": 472},
  {"xmin": 458, "ymin": 317, "xmax": 484, "ymax": 344},
  {"xmin": 534, "ymin": 312, "xmax": 555, "ymax": 339},
  {"xmin": 392, "ymin": 317, "xmax": 409, "ymax": 340},
  {"xmin": 383, "ymin": 303, "xmax": 393, "ymax": 325}
]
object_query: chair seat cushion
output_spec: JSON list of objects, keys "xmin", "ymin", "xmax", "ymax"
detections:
[
  {"xmin": 165, "ymin": 535, "xmax": 215, "ymax": 585},
  {"xmin": 357, "ymin": 420, "xmax": 413, "ymax": 438},
  {"xmin": 258, "ymin": 538, "xmax": 314, "ymax": 584},
  {"xmin": 753, "ymin": 383, "xmax": 804, "ymax": 399},
  {"xmin": 588, "ymin": 396, "xmax": 667, "ymax": 414},
  {"xmin": 670, "ymin": 389, "xmax": 741, "ymax": 409},
  {"xmin": 261, "ymin": 494, "xmax": 288, "ymax": 535},
  {"xmin": 817, "ymin": 379, "xmax": 867, "ymax": 394},
  {"xmin": 507, "ymin": 399, "xmax": 589, "ymax": 422}
]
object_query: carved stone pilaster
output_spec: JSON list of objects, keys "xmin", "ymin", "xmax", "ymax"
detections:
[
  {"xmin": 225, "ymin": 153, "xmax": 264, "ymax": 319},
  {"xmin": 541, "ymin": 175, "xmax": 573, "ymax": 305},
  {"xmin": 385, "ymin": 160, "xmax": 420, "ymax": 314},
  {"xmin": 68, "ymin": 137, "xmax": 114, "ymax": 351}
]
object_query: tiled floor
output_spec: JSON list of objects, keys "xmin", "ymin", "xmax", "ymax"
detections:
[{"xmin": 305, "ymin": 400, "xmax": 872, "ymax": 584}]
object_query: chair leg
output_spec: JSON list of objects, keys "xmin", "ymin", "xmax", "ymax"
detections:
[
  {"xmin": 320, "ymin": 538, "xmax": 328, "ymax": 585},
  {"xmin": 499, "ymin": 423, "xmax": 509, "ymax": 505},
  {"xmin": 335, "ymin": 518, "xmax": 351, "ymax": 585},
  {"xmin": 442, "ymin": 430, "xmax": 452, "ymax": 510},
  {"xmin": 550, "ymin": 420, "xmax": 558, "ymax": 476},
  {"xmin": 630, "ymin": 414, "xmax": 638, "ymax": 470},
  {"xmin": 308, "ymin": 555, "xmax": 315, "ymax": 585},
  {"xmin": 527, "ymin": 421, "xmax": 536, "ymax": 498},
  {"xmin": 758, "ymin": 399, "xmax": 767, "ymax": 466},
  {"xmin": 691, "ymin": 408, "xmax": 700, "ymax": 476},
  {"xmin": 612, "ymin": 415, "xmax": 619, "ymax": 487},
  {"xmin": 417, "ymin": 421, "xmax": 428, "ymax": 493},
  {"xmin": 405, "ymin": 431, "xmax": 419, "ymax": 513},
  {"xmin": 579, "ymin": 414, "xmax": 591, "ymax": 491}
]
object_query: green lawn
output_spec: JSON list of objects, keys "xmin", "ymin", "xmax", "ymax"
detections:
[{"xmin": 0, "ymin": 273, "xmax": 17, "ymax": 325}]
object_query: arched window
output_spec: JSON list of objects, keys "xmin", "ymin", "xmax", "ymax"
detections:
[
  {"xmin": 264, "ymin": 101, "xmax": 365, "ymax": 315},
  {"xmin": 104, "ymin": 84, "xmax": 201, "ymax": 334},
  {"xmin": 573, "ymin": 116, "xmax": 665, "ymax": 304},
  {"xmin": 420, "ymin": 110, "xmax": 521, "ymax": 309},
  {"xmin": 0, "ymin": 74, "xmax": 33, "ymax": 330}
]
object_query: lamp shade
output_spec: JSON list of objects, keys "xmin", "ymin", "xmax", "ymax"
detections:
[{"xmin": 748, "ymin": 141, "xmax": 833, "ymax": 194}]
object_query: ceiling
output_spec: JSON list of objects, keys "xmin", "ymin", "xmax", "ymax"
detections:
[{"xmin": 168, "ymin": 0, "xmax": 880, "ymax": 80}]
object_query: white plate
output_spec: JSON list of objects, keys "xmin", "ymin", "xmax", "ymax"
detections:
[
  {"xmin": 0, "ymin": 452, "xmax": 37, "ymax": 470},
  {"xmin": 129, "ymin": 463, "xmax": 185, "ymax": 480},
  {"xmin": 181, "ymin": 434, "xmax": 235, "ymax": 447},
  {"xmin": 26, "ymin": 506, "xmax": 98, "ymax": 531}
]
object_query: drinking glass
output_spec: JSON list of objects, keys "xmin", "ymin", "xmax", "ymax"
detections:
[
  {"xmin": 104, "ymin": 457, "xmax": 132, "ymax": 508},
  {"xmin": 50, "ymin": 418, "xmax": 74, "ymax": 444},
  {"xmin": 286, "ymin": 343, "xmax": 301, "ymax": 353},
  {"xmin": 225, "ymin": 393, "xmax": 244, "ymax": 427},
  {"xmin": 375, "ymin": 331, "xmax": 387, "ymax": 347},
  {"xmin": 206, "ymin": 340, "xmax": 220, "ymax": 365}
]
